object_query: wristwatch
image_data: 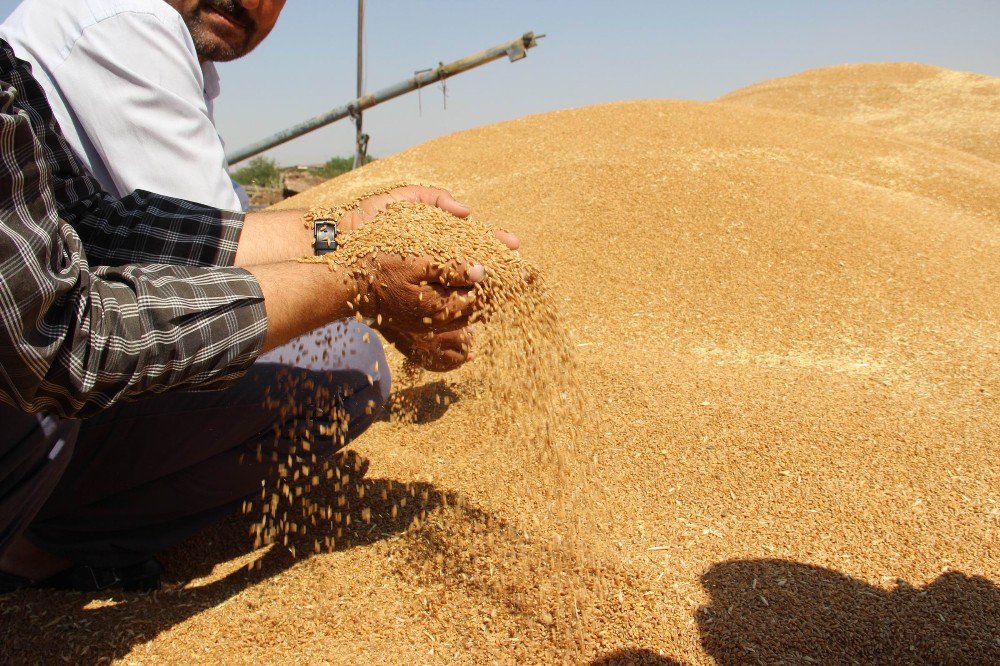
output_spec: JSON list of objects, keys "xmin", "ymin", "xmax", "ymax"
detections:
[{"xmin": 313, "ymin": 218, "xmax": 338, "ymax": 255}]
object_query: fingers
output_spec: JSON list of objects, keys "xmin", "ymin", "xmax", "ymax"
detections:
[
  {"xmin": 341, "ymin": 186, "xmax": 471, "ymax": 230},
  {"xmin": 493, "ymin": 229, "xmax": 520, "ymax": 250},
  {"xmin": 398, "ymin": 188, "xmax": 518, "ymax": 250},
  {"xmin": 421, "ymin": 327, "xmax": 475, "ymax": 372},
  {"xmin": 393, "ymin": 326, "xmax": 476, "ymax": 372},
  {"xmin": 353, "ymin": 188, "xmax": 521, "ymax": 261},
  {"xmin": 358, "ymin": 254, "xmax": 484, "ymax": 334},
  {"xmin": 394, "ymin": 186, "xmax": 470, "ymax": 219},
  {"xmin": 424, "ymin": 258, "xmax": 486, "ymax": 288},
  {"xmin": 428, "ymin": 285, "xmax": 479, "ymax": 329},
  {"xmin": 390, "ymin": 188, "xmax": 520, "ymax": 255}
]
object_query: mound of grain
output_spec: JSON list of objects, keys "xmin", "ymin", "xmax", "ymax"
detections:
[
  {"xmin": 718, "ymin": 63, "xmax": 1000, "ymax": 162},
  {"xmin": 5, "ymin": 91, "xmax": 998, "ymax": 664},
  {"xmin": 273, "ymin": 99, "xmax": 1000, "ymax": 663}
]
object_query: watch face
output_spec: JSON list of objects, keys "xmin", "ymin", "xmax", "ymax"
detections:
[{"xmin": 314, "ymin": 219, "xmax": 337, "ymax": 254}]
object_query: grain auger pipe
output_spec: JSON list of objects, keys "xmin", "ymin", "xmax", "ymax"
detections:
[{"xmin": 226, "ymin": 31, "xmax": 545, "ymax": 166}]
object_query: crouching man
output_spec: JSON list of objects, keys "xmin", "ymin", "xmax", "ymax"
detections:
[{"xmin": 0, "ymin": 39, "xmax": 517, "ymax": 592}]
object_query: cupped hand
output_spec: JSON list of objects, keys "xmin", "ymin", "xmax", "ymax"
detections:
[
  {"xmin": 383, "ymin": 326, "xmax": 476, "ymax": 372},
  {"xmin": 339, "ymin": 185, "xmax": 470, "ymax": 230},
  {"xmin": 355, "ymin": 253, "xmax": 485, "ymax": 334},
  {"xmin": 338, "ymin": 185, "xmax": 520, "ymax": 251}
]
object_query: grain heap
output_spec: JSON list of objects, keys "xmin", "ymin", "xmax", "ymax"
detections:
[
  {"xmin": 3, "ymin": 63, "xmax": 998, "ymax": 664},
  {"xmin": 718, "ymin": 62, "xmax": 1000, "ymax": 163}
]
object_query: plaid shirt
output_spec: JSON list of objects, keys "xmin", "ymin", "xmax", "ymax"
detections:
[{"xmin": 0, "ymin": 40, "xmax": 267, "ymax": 418}]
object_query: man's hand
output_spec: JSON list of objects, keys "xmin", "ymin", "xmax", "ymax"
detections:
[
  {"xmin": 382, "ymin": 326, "xmax": 476, "ymax": 373},
  {"xmin": 352, "ymin": 252, "xmax": 485, "ymax": 371},
  {"xmin": 356, "ymin": 253, "xmax": 485, "ymax": 334},
  {"xmin": 340, "ymin": 186, "xmax": 521, "ymax": 251},
  {"xmin": 248, "ymin": 186, "xmax": 522, "ymax": 366},
  {"xmin": 339, "ymin": 186, "xmax": 471, "ymax": 230},
  {"xmin": 236, "ymin": 186, "xmax": 519, "ymax": 267},
  {"xmin": 253, "ymin": 253, "xmax": 483, "ymax": 356}
]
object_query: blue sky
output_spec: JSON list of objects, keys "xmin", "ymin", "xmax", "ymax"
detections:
[{"xmin": 3, "ymin": 1, "xmax": 999, "ymax": 166}]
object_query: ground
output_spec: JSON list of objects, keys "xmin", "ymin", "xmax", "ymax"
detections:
[{"xmin": 2, "ymin": 63, "xmax": 997, "ymax": 664}]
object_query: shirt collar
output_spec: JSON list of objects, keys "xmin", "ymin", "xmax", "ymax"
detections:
[{"xmin": 201, "ymin": 61, "xmax": 221, "ymax": 101}]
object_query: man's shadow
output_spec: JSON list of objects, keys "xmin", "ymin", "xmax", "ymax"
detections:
[
  {"xmin": 0, "ymin": 472, "xmax": 453, "ymax": 664},
  {"xmin": 696, "ymin": 558, "xmax": 1000, "ymax": 664}
]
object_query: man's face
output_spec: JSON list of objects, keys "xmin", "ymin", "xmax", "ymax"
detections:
[{"xmin": 166, "ymin": 0, "xmax": 286, "ymax": 63}]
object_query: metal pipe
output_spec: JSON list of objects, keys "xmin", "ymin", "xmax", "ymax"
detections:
[
  {"xmin": 226, "ymin": 31, "xmax": 544, "ymax": 165},
  {"xmin": 352, "ymin": 0, "xmax": 365, "ymax": 169},
  {"xmin": 356, "ymin": 0, "xmax": 364, "ymax": 101}
]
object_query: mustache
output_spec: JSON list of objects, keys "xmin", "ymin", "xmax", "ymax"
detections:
[{"xmin": 203, "ymin": 0, "xmax": 256, "ymax": 31}]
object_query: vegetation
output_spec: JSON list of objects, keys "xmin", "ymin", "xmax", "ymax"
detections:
[
  {"xmin": 231, "ymin": 154, "xmax": 377, "ymax": 189},
  {"xmin": 310, "ymin": 155, "xmax": 376, "ymax": 180},
  {"xmin": 231, "ymin": 156, "xmax": 281, "ymax": 188}
]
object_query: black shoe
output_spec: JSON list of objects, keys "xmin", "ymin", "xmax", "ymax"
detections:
[{"xmin": 0, "ymin": 558, "xmax": 163, "ymax": 594}]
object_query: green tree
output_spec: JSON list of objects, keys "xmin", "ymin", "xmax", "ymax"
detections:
[
  {"xmin": 311, "ymin": 155, "xmax": 376, "ymax": 180},
  {"xmin": 231, "ymin": 156, "xmax": 281, "ymax": 188}
]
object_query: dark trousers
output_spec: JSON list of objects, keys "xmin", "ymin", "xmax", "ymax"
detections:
[{"xmin": 0, "ymin": 323, "xmax": 389, "ymax": 568}]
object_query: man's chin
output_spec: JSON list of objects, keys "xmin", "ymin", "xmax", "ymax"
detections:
[{"xmin": 190, "ymin": 30, "xmax": 250, "ymax": 62}]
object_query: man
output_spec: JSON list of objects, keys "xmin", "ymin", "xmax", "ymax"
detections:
[
  {"xmin": 0, "ymin": 0, "xmax": 287, "ymax": 210},
  {"xmin": 0, "ymin": 0, "xmax": 475, "ymax": 371},
  {"xmin": 0, "ymin": 38, "xmax": 517, "ymax": 592}
]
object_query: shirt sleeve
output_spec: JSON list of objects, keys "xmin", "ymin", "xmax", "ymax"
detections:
[
  {"xmin": 48, "ymin": 10, "xmax": 244, "ymax": 211},
  {"xmin": 0, "ymin": 69, "xmax": 268, "ymax": 418},
  {"xmin": 4, "ymin": 32, "xmax": 246, "ymax": 269}
]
